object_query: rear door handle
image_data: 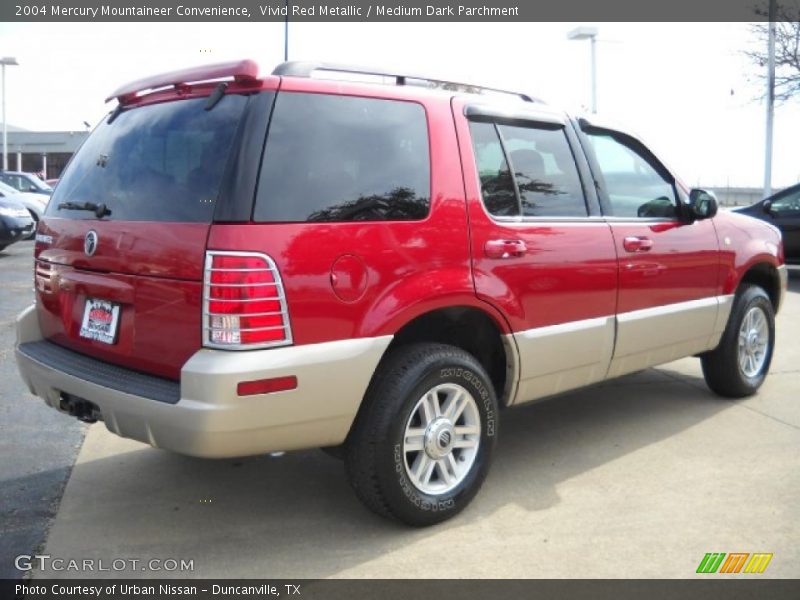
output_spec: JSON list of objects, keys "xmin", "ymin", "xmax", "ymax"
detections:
[
  {"xmin": 623, "ymin": 236, "xmax": 654, "ymax": 253},
  {"xmin": 484, "ymin": 239, "xmax": 527, "ymax": 259}
]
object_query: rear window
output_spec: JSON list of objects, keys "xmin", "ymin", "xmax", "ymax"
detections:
[
  {"xmin": 47, "ymin": 95, "xmax": 248, "ymax": 222},
  {"xmin": 254, "ymin": 92, "xmax": 430, "ymax": 223}
]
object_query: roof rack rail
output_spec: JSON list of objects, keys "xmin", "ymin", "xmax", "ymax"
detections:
[{"xmin": 272, "ymin": 61, "xmax": 542, "ymax": 103}]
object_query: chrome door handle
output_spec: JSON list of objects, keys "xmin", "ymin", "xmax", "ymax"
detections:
[
  {"xmin": 623, "ymin": 236, "xmax": 654, "ymax": 253},
  {"xmin": 484, "ymin": 239, "xmax": 527, "ymax": 259}
]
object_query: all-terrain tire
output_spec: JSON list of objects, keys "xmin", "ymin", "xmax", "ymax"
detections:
[
  {"xmin": 345, "ymin": 343, "xmax": 498, "ymax": 526},
  {"xmin": 701, "ymin": 284, "xmax": 775, "ymax": 398}
]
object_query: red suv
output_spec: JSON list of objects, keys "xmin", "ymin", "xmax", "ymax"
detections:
[{"xmin": 15, "ymin": 61, "xmax": 787, "ymax": 525}]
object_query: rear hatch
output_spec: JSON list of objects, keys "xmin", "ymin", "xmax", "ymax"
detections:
[{"xmin": 35, "ymin": 93, "xmax": 251, "ymax": 380}]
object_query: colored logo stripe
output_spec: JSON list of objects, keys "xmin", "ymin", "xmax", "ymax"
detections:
[
  {"xmin": 719, "ymin": 553, "xmax": 749, "ymax": 573},
  {"xmin": 697, "ymin": 553, "xmax": 726, "ymax": 573},
  {"xmin": 696, "ymin": 552, "xmax": 773, "ymax": 574},
  {"xmin": 744, "ymin": 553, "xmax": 773, "ymax": 574}
]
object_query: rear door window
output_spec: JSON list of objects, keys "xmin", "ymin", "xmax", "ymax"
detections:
[
  {"xmin": 254, "ymin": 92, "xmax": 430, "ymax": 222},
  {"xmin": 468, "ymin": 120, "xmax": 587, "ymax": 218},
  {"xmin": 468, "ymin": 121, "xmax": 518, "ymax": 217},
  {"xmin": 499, "ymin": 124, "xmax": 587, "ymax": 218},
  {"xmin": 46, "ymin": 95, "xmax": 248, "ymax": 222}
]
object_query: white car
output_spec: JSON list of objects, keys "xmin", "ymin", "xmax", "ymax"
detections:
[{"xmin": 0, "ymin": 181, "xmax": 48, "ymax": 239}]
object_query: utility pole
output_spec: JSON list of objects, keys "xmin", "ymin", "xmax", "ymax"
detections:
[
  {"xmin": 1, "ymin": 57, "xmax": 19, "ymax": 171},
  {"xmin": 284, "ymin": 0, "xmax": 289, "ymax": 62},
  {"xmin": 590, "ymin": 34, "xmax": 597, "ymax": 114},
  {"xmin": 764, "ymin": 0, "xmax": 776, "ymax": 197}
]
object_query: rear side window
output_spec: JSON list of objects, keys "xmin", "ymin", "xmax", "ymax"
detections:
[
  {"xmin": 468, "ymin": 120, "xmax": 587, "ymax": 218},
  {"xmin": 47, "ymin": 95, "xmax": 248, "ymax": 222},
  {"xmin": 254, "ymin": 93, "xmax": 430, "ymax": 223}
]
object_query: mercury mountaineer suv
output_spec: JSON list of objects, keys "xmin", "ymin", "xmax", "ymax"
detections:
[{"xmin": 15, "ymin": 60, "xmax": 787, "ymax": 526}]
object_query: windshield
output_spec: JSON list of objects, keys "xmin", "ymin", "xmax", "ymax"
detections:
[
  {"xmin": 47, "ymin": 95, "xmax": 248, "ymax": 222},
  {"xmin": 25, "ymin": 173, "xmax": 52, "ymax": 192}
]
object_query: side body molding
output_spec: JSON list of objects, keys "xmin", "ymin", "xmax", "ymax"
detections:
[
  {"xmin": 508, "ymin": 295, "xmax": 734, "ymax": 406},
  {"xmin": 607, "ymin": 295, "xmax": 733, "ymax": 379},
  {"xmin": 508, "ymin": 316, "xmax": 615, "ymax": 406}
]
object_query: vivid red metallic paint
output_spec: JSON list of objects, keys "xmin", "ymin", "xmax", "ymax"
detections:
[{"xmin": 32, "ymin": 69, "xmax": 785, "ymax": 383}]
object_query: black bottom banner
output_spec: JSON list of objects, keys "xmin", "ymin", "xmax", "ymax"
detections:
[{"xmin": 3, "ymin": 579, "xmax": 800, "ymax": 600}]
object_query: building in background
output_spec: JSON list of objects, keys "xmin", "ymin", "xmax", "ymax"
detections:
[{"xmin": 4, "ymin": 124, "xmax": 89, "ymax": 180}]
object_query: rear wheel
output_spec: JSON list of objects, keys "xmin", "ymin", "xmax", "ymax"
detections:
[
  {"xmin": 345, "ymin": 343, "xmax": 498, "ymax": 526},
  {"xmin": 701, "ymin": 285, "xmax": 775, "ymax": 397}
]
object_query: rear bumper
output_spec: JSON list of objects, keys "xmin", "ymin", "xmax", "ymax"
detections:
[{"xmin": 15, "ymin": 305, "xmax": 391, "ymax": 458}]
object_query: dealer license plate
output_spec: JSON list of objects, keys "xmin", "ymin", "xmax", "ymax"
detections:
[{"xmin": 79, "ymin": 298, "xmax": 121, "ymax": 345}]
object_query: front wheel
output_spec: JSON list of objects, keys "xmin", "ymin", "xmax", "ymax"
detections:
[
  {"xmin": 701, "ymin": 284, "xmax": 775, "ymax": 397},
  {"xmin": 345, "ymin": 343, "xmax": 498, "ymax": 526}
]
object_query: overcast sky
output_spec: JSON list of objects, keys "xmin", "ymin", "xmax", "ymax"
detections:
[{"xmin": 1, "ymin": 21, "xmax": 797, "ymax": 189}]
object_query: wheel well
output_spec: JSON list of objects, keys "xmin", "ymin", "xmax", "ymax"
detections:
[
  {"xmin": 739, "ymin": 263, "xmax": 780, "ymax": 310},
  {"xmin": 387, "ymin": 306, "xmax": 511, "ymax": 404}
]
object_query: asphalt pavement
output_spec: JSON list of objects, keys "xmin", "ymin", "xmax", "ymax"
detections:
[{"xmin": 0, "ymin": 241, "xmax": 86, "ymax": 580}]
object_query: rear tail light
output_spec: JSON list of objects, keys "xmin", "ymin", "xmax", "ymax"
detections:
[
  {"xmin": 35, "ymin": 260, "xmax": 53, "ymax": 295},
  {"xmin": 203, "ymin": 251, "xmax": 293, "ymax": 349}
]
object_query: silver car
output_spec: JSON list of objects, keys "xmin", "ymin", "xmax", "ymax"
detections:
[{"xmin": 0, "ymin": 180, "xmax": 48, "ymax": 239}]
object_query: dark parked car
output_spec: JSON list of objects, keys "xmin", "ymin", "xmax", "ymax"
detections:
[
  {"xmin": 733, "ymin": 183, "xmax": 800, "ymax": 263},
  {"xmin": 0, "ymin": 196, "xmax": 35, "ymax": 251}
]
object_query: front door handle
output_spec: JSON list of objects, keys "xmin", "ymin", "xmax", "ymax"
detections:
[
  {"xmin": 485, "ymin": 239, "xmax": 527, "ymax": 259},
  {"xmin": 623, "ymin": 236, "xmax": 654, "ymax": 253}
]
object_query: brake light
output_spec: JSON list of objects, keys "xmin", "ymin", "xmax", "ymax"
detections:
[{"xmin": 203, "ymin": 251, "xmax": 293, "ymax": 349}]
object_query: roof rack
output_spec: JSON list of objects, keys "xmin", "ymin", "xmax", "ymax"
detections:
[{"xmin": 272, "ymin": 61, "xmax": 542, "ymax": 103}]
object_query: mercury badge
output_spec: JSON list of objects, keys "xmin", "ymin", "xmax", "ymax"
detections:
[{"xmin": 84, "ymin": 230, "xmax": 98, "ymax": 256}]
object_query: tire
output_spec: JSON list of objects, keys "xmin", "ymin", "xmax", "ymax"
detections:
[
  {"xmin": 345, "ymin": 343, "xmax": 498, "ymax": 526},
  {"xmin": 701, "ymin": 284, "xmax": 775, "ymax": 398}
]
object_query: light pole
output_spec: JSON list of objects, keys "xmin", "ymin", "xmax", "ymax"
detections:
[
  {"xmin": 567, "ymin": 27, "xmax": 598, "ymax": 114},
  {"xmin": 764, "ymin": 0, "xmax": 776, "ymax": 197},
  {"xmin": 1, "ymin": 56, "xmax": 19, "ymax": 171}
]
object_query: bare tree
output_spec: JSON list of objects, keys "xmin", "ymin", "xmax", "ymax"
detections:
[{"xmin": 746, "ymin": 1, "xmax": 800, "ymax": 103}]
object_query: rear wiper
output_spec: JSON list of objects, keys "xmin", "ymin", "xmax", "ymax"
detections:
[
  {"xmin": 57, "ymin": 201, "xmax": 112, "ymax": 219},
  {"xmin": 205, "ymin": 83, "xmax": 228, "ymax": 111}
]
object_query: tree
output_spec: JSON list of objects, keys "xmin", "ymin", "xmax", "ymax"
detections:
[{"xmin": 746, "ymin": 1, "xmax": 800, "ymax": 103}]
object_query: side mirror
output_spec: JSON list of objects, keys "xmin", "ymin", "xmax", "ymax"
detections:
[
  {"xmin": 688, "ymin": 188, "xmax": 718, "ymax": 220},
  {"xmin": 28, "ymin": 185, "xmax": 38, "ymax": 193},
  {"xmin": 763, "ymin": 200, "xmax": 774, "ymax": 215}
]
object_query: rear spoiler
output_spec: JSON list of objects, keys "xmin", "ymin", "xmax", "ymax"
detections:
[{"xmin": 105, "ymin": 59, "xmax": 260, "ymax": 105}]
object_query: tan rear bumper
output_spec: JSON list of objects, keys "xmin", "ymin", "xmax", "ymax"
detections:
[{"xmin": 15, "ymin": 305, "xmax": 391, "ymax": 458}]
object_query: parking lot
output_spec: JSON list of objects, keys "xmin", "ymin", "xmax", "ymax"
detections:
[
  {"xmin": 0, "ymin": 241, "xmax": 85, "ymax": 580},
  {"xmin": 1, "ymin": 241, "xmax": 798, "ymax": 578}
]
